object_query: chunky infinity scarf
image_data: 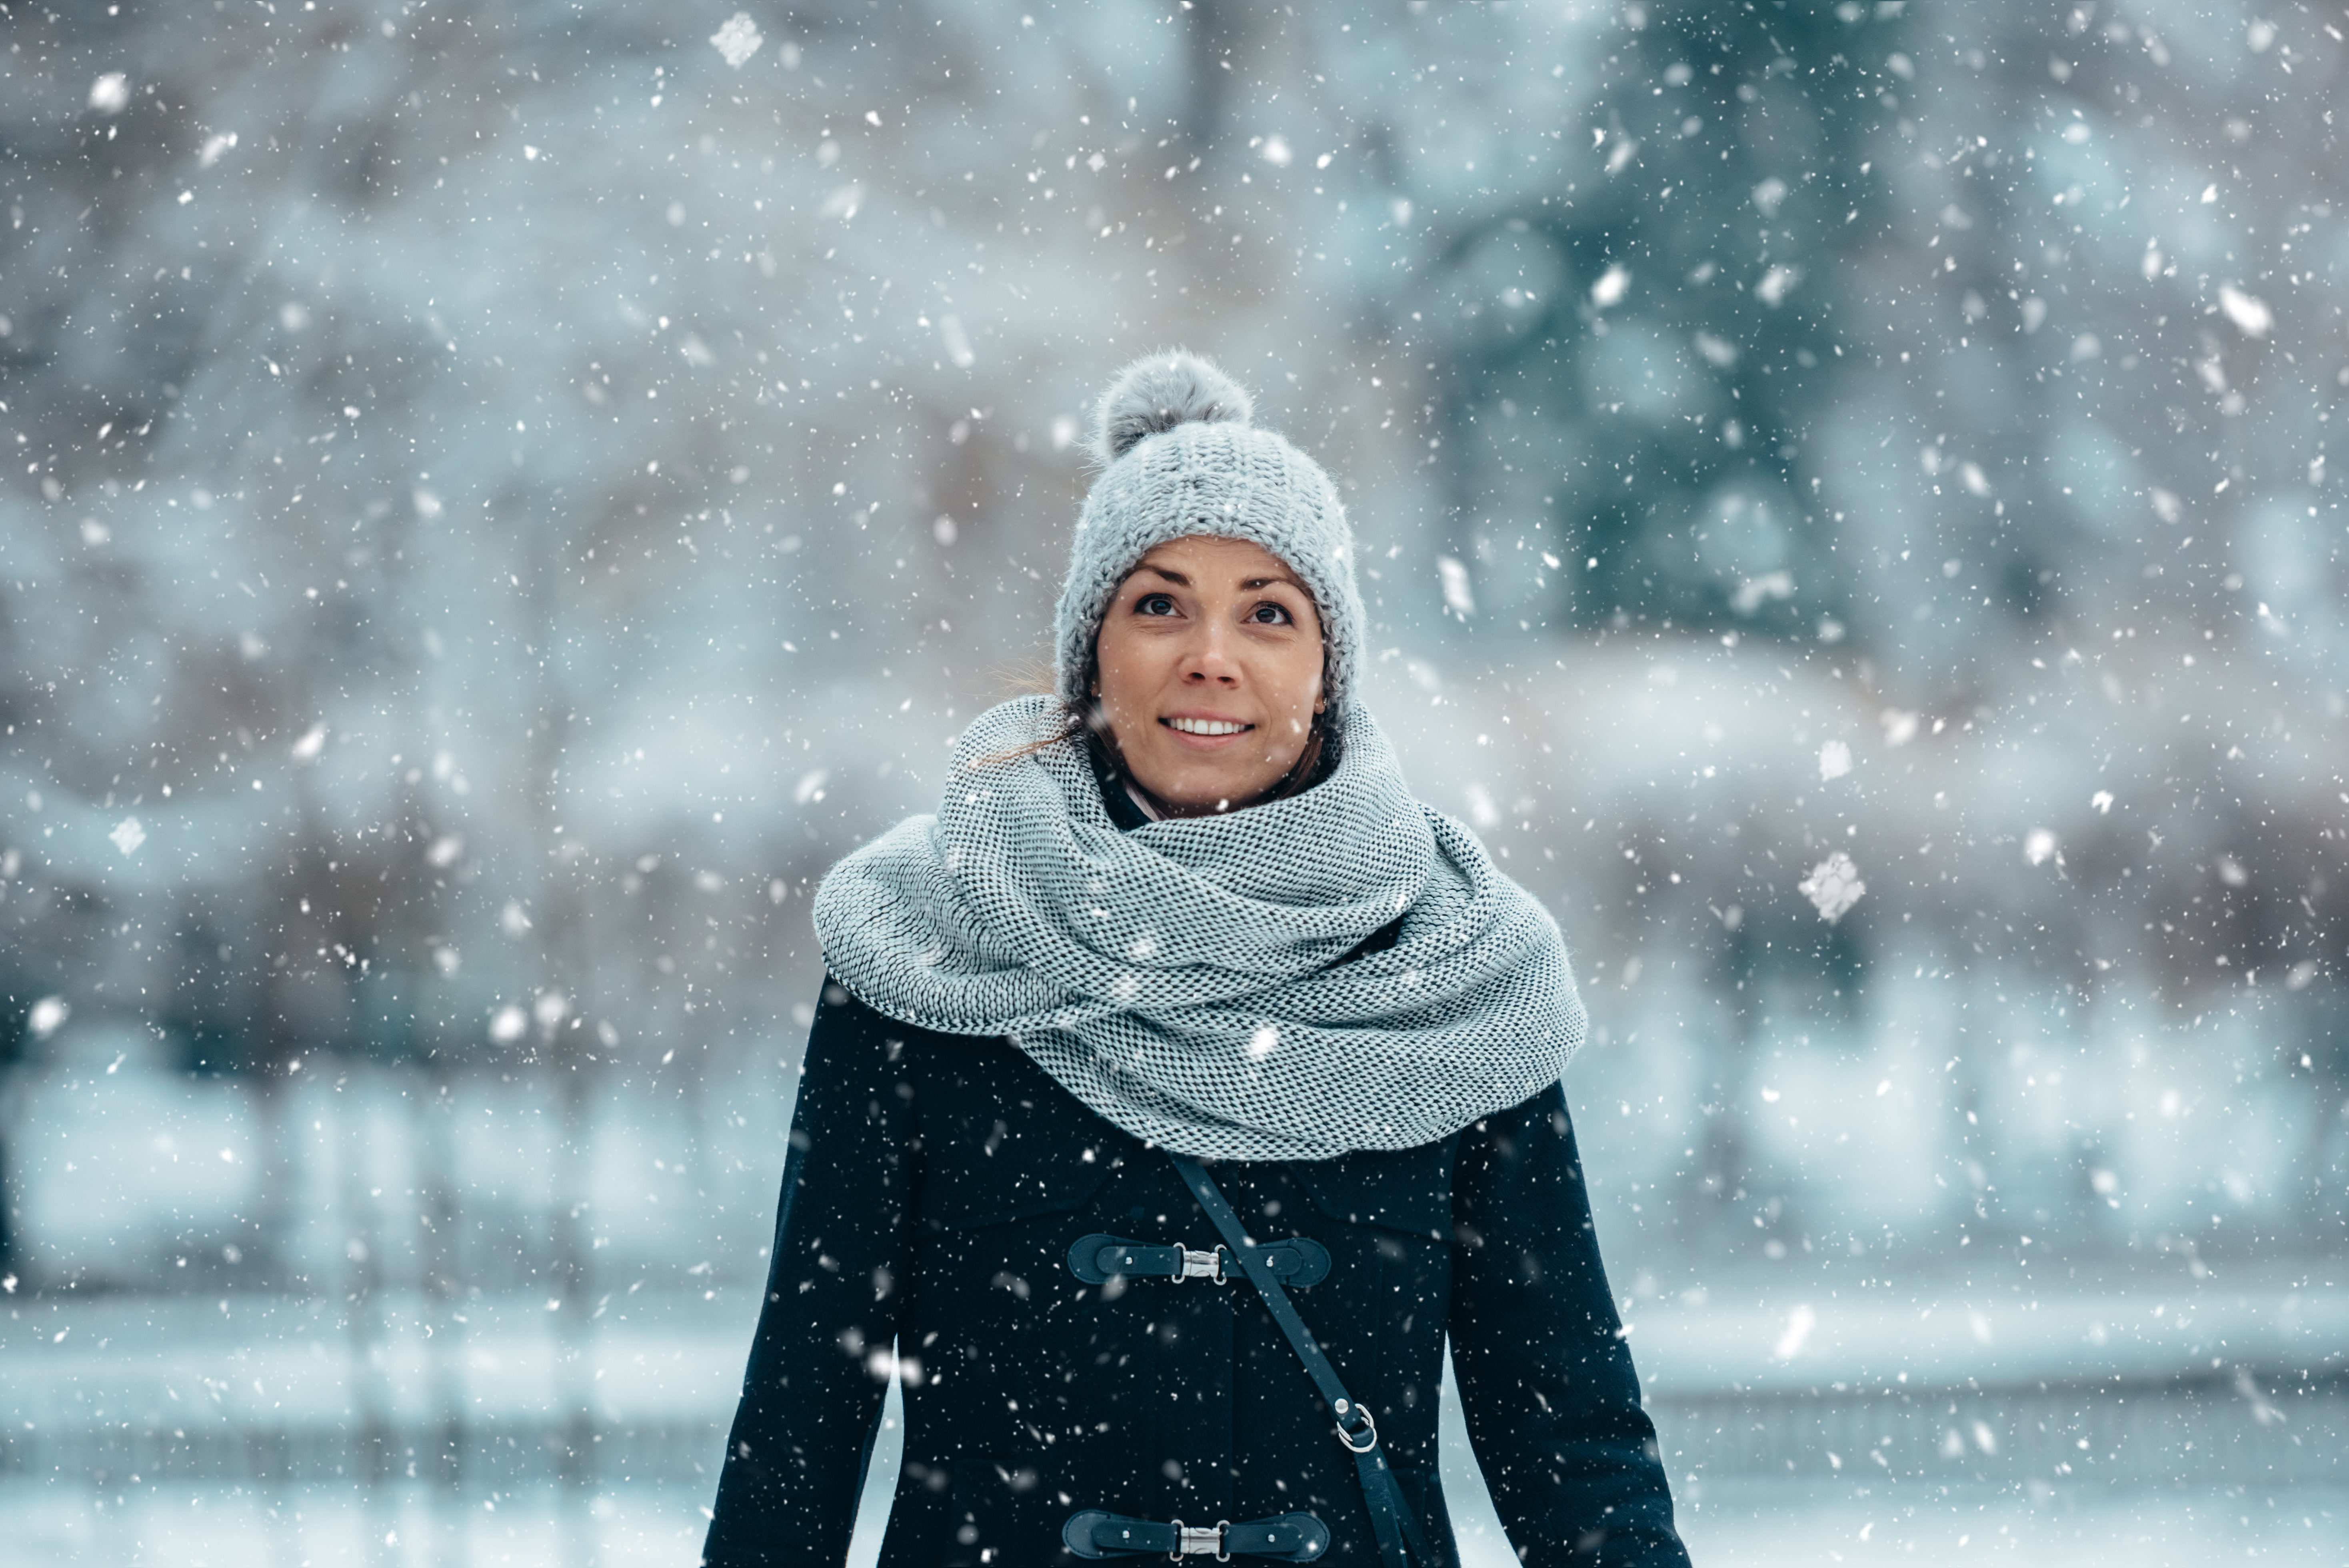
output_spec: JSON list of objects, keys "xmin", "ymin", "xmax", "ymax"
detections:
[{"xmin": 812, "ymin": 695, "xmax": 1585, "ymax": 1161}]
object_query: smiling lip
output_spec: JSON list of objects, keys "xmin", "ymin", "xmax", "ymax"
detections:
[{"xmin": 1161, "ymin": 714, "xmax": 1254, "ymax": 738}]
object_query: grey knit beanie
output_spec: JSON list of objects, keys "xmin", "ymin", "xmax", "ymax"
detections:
[{"xmin": 1053, "ymin": 351, "xmax": 1364, "ymax": 717}]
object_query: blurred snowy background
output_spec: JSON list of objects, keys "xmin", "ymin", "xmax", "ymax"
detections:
[{"xmin": 2, "ymin": 0, "xmax": 2345, "ymax": 1561}]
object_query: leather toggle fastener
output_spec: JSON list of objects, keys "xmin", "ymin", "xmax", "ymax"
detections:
[
  {"xmin": 1062, "ymin": 1509, "xmax": 1331, "ymax": 1562},
  {"xmin": 1065, "ymin": 1233, "xmax": 1333, "ymax": 1288}
]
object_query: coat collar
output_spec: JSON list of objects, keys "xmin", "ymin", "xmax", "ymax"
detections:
[{"xmin": 1088, "ymin": 734, "xmax": 1160, "ymax": 831}]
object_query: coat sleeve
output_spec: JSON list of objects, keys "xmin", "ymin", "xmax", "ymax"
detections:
[
  {"xmin": 703, "ymin": 981, "xmax": 918, "ymax": 1567},
  {"xmin": 1448, "ymin": 1082, "xmax": 1690, "ymax": 1568}
]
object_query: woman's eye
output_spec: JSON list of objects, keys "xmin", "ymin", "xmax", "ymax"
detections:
[
  {"xmin": 1247, "ymin": 602, "xmax": 1292, "ymax": 625},
  {"xmin": 1136, "ymin": 593, "xmax": 1177, "ymax": 616}
]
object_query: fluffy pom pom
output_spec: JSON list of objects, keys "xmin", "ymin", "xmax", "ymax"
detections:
[{"xmin": 1092, "ymin": 351, "xmax": 1253, "ymax": 464}]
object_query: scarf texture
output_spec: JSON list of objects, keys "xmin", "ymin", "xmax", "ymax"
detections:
[{"xmin": 812, "ymin": 695, "xmax": 1585, "ymax": 1161}]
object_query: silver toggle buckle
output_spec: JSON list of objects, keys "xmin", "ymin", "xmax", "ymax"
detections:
[
  {"xmin": 1169, "ymin": 1520, "xmax": 1231, "ymax": 1560},
  {"xmin": 1175, "ymin": 1247, "xmax": 1225, "ymax": 1283}
]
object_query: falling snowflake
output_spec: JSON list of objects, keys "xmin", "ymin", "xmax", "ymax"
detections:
[
  {"xmin": 1771, "ymin": 1303, "xmax": 1815, "ymax": 1360},
  {"xmin": 1817, "ymin": 739, "xmax": 1852, "ymax": 782},
  {"xmin": 938, "ymin": 314, "xmax": 974, "ymax": 368},
  {"xmin": 1436, "ymin": 556, "xmax": 1475, "ymax": 618},
  {"xmin": 2217, "ymin": 285, "xmax": 2272, "ymax": 339},
  {"xmin": 109, "ymin": 817, "xmax": 146, "ymax": 856},
  {"xmin": 1798, "ymin": 851, "xmax": 1865, "ymax": 923},
  {"xmin": 28, "ymin": 996, "xmax": 69, "ymax": 1038},
  {"xmin": 1755, "ymin": 263, "xmax": 1802, "ymax": 306},
  {"xmin": 1246, "ymin": 1025, "xmax": 1279, "ymax": 1061},
  {"xmin": 1730, "ymin": 569, "xmax": 1794, "ymax": 615},
  {"xmin": 2024, "ymin": 829, "xmax": 2058, "ymax": 866},
  {"xmin": 709, "ymin": 12, "xmax": 763, "ymax": 68}
]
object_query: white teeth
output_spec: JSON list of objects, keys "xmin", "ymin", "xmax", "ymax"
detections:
[{"xmin": 1166, "ymin": 716, "xmax": 1248, "ymax": 736}]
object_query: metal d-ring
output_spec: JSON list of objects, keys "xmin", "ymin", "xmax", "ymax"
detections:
[{"xmin": 1334, "ymin": 1401, "xmax": 1379, "ymax": 1454}]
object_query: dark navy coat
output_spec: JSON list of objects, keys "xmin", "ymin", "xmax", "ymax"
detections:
[{"xmin": 700, "ymin": 979, "xmax": 1689, "ymax": 1567}]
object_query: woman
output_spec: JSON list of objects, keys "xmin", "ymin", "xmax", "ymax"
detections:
[{"xmin": 704, "ymin": 355, "xmax": 1689, "ymax": 1567}]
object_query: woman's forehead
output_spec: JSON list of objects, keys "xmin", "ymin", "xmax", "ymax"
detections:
[{"xmin": 1130, "ymin": 534, "xmax": 1311, "ymax": 589}]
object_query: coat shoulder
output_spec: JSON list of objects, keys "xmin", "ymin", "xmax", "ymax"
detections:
[{"xmin": 820, "ymin": 989, "xmax": 1135, "ymax": 1230}]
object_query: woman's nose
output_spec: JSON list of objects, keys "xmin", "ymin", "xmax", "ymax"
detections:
[{"xmin": 1179, "ymin": 621, "xmax": 1240, "ymax": 684}]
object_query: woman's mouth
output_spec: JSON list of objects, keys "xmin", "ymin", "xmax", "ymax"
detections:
[{"xmin": 1162, "ymin": 715, "xmax": 1253, "ymax": 737}]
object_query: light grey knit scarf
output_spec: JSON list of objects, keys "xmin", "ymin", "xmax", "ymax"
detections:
[{"xmin": 812, "ymin": 696, "xmax": 1585, "ymax": 1161}]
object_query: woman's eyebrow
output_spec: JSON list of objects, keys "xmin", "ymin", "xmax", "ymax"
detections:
[{"xmin": 1135, "ymin": 564, "xmax": 1305, "ymax": 593}]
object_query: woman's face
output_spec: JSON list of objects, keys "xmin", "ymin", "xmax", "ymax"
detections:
[{"xmin": 1092, "ymin": 534, "xmax": 1325, "ymax": 817}]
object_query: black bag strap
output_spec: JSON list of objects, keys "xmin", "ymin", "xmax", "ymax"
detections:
[{"xmin": 1166, "ymin": 1152, "xmax": 1435, "ymax": 1568}]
